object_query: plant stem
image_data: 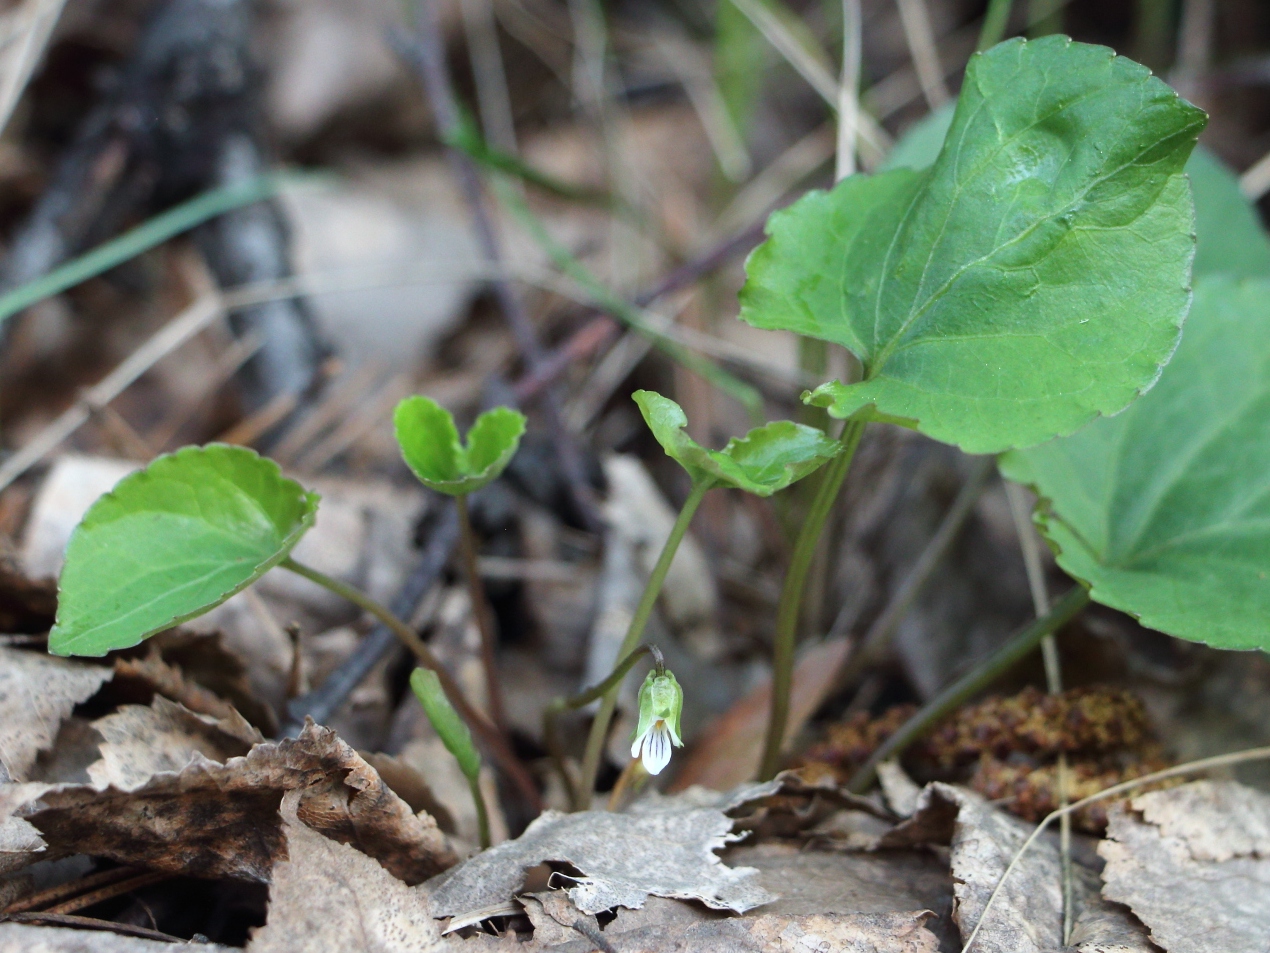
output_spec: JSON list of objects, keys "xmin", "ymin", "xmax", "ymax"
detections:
[
  {"xmin": 758, "ymin": 420, "xmax": 865, "ymax": 781},
  {"xmin": 576, "ymin": 481, "xmax": 712, "ymax": 809},
  {"xmin": 544, "ymin": 645, "xmax": 660, "ymax": 809},
  {"xmin": 468, "ymin": 774, "xmax": 492, "ymax": 850},
  {"xmin": 847, "ymin": 585, "xmax": 1091, "ymax": 793},
  {"xmin": 455, "ymin": 495, "xmax": 509, "ymax": 734},
  {"xmin": 279, "ymin": 556, "xmax": 540, "ymax": 811},
  {"xmin": 977, "ymin": 0, "xmax": 1014, "ymax": 50}
]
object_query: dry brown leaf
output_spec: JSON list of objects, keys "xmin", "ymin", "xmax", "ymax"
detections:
[
  {"xmin": 0, "ymin": 647, "xmax": 110, "ymax": 783},
  {"xmin": 521, "ymin": 890, "xmax": 939, "ymax": 953},
  {"xmin": 10, "ymin": 719, "xmax": 455, "ymax": 883},
  {"xmin": 427, "ymin": 805, "xmax": 772, "ymax": 919},
  {"xmin": 87, "ymin": 696, "xmax": 261, "ymax": 790},
  {"xmin": 882, "ymin": 783, "xmax": 1150, "ymax": 953},
  {"xmin": 670, "ymin": 637, "xmax": 853, "ymax": 792},
  {"xmin": 0, "ymin": 783, "xmax": 47, "ymax": 873},
  {"xmin": 1100, "ymin": 780, "xmax": 1270, "ymax": 953},
  {"xmin": 112, "ymin": 648, "xmax": 250, "ymax": 726},
  {"xmin": 248, "ymin": 791, "xmax": 449, "ymax": 953},
  {"xmin": 0, "ymin": 921, "xmax": 232, "ymax": 952}
]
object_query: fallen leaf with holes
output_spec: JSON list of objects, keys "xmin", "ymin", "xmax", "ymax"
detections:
[
  {"xmin": 0, "ymin": 921, "xmax": 234, "ymax": 952},
  {"xmin": 881, "ymin": 783, "xmax": 1150, "ymax": 953},
  {"xmin": 427, "ymin": 805, "xmax": 772, "ymax": 919},
  {"xmin": 1100, "ymin": 780, "xmax": 1270, "ymax": 953},
  {"xmin": 8, "ymin": 717, "xmax": 456, "ymax": 883},
  {"xmin": 0, "ymin": 647, "xmax": 110, "ymax": 782},
  {"xmin": 247, "ymin": 791, "xmax": 453, "ymax": 953}
]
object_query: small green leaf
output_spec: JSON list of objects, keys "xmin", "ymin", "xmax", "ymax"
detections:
[
  {"xmin": 633, "ymin": 390, "xmax": 840, "ymax": 496},
  {"xmin": 410, "ymin": 668, "xmax": 481, "ymax": 781},
  {"xmin": 49, "ymin": 445, "xmax": 319, "ymax": 657},
  {"xmin": 394, "ymin": 395, "xmax": 526, "ymax": 496},
  {"xmin": 1000, "ymin": 275, "xmax": 1270, "ymax": 651},
  {"xmin": 741, "ymin": 37, "xmax": 1206, "ymax": 453}
]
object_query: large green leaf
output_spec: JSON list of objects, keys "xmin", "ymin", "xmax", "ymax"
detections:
[
  {"xmin": 884, "ymin": 107, "xmax": 1269, "ymax": 281},
  {"xmin": 394, "ymin": 395, "xmax": 526, "ymax": 496},
  {"xmin": 1000, "ymin": 275, "xmax": 1270, "ymax": 651},
  {"xmin": 633, "ymin": 390, "xmax": 840, "ymax": 495},
  {"xmin": 49, "ymin": 445, "xmax": 319, "ymax": 657},
  {"xmin": 741, "ymin": 37, "xmax": 1206, "ymax": 454},
  {"xmin": 1187, "ymin": 148, "xmax": 1270, "ymax": 279}
]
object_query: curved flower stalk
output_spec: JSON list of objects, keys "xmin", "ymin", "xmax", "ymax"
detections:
[{"xmin": 573, "ymin": 391, "xmax": 841, "ymax": 808}]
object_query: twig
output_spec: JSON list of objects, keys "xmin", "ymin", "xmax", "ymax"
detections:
[
  {"xmin": 455, "ymin": 495, "xmax": 509, "ymax": 734},
  {"xmin": 395, "ymin": 7, "xmax": 602, "ymax": 534},
  {"xmin": 0, "ymin": 293, "xmax": 224, "ymax": 493},
  {"xmin": 1241, "ymin": 151, "xmax": 1270, "ymax": 201},
  {"xmin": 832, "ymin": 455, "xmax": 994, "ymax": 692},
  {"xmin": 0, "ymin": 0, "xmax": 68, "ymax": 135},
  {"xmin": 1004, "ymin": 477, "xmax": 1073, "ymax": 943},
  {"xmin": 2, "ymin": 866, "xmax": 143, "ymax": 914},
  {"xmin": 281, "ymin": 555, "xmax": 540, "ymax": 811},
  {"xmin": 961, "ymin": 744, "xmax": 1270, "ymax": 953},
  {"xmin": 1, "ymin": 911, "xmax": 183, "ymax": 944},
  {"xmin": 44, "ymin": 871, "xmax": 168, "ymax": 916},
  {"xmin": 895, "ymin": 0, "xmax": 950, "ymax": 108},
  {"xmin": 847, "ymin": 586, "xmax": 1091, "ymax": 792},
  {"xmin": 282, "ymin": 501, "xmax": 461, "ymax": 733},
  {"xmin": 836, "ymin": 0, "xmax": 862, "ymax": 181}
]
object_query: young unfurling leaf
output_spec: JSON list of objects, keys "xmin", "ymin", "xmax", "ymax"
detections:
[
  {"xmin": 50, "ymin": 445, "xmax": 319, "ymax": 657},
  {"xmin": 633, "ymin": 390, "xmax": 840, "ymax": 495},
  {"xmin": 741, "ymin": 37, "xmax": 1206, "ymax": 454},
  {"xmin": 394, "ymin": 395, "xmax": 526, "ymax": 497}
]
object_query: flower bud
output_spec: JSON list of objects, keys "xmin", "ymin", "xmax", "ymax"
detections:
[{"xmin": 630, "ymin": 669, "xmax": 684, "ymax": 775}]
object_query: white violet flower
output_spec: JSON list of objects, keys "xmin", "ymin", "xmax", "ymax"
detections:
[{"xmin": 630, "ymin": 668, "xmax": 684, "ymax": 775}]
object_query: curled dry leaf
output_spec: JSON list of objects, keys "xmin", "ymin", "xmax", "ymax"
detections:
[
  {"xmin": 248, "ymin": 791, "xmax": 450, "ymax": 953},
  {"xmin": 1100, "ymin": 780, "xmax": 1270, "ymax": 953},
  {"xmin": 427, "ymin": 805, "xmax": 773, "ymax": 919},
  {"xmin": 0, "ymin": 647, "xmax": 110, "ymax": 782},
  {"xmin": 6, "ymin": 716, "xmax": 455, "ymax": 883},
  {"xmin": 0, "ymin": 921, "xmax": 233, "ymax": 953},
  {"xmin": 86, "ymin": 695, "xmax": 262, "ymax": 790}
]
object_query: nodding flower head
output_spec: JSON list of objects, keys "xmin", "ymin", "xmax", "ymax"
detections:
[{"xmin": 630, "ymin": 668, "xmax": 683, "ymax": 775}]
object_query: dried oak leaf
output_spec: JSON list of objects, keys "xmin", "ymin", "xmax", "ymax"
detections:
[
  {"xmin": 1100, "ymin": 780, "xmax": 1270, "ymax": 953},
  {"xmin": 880, "ymin": 783, "xmax": 1149, "ymax": 953},
  {"xmin": 427, "ymin": 806, "xmax": 773, "ymax": 919},
  {"xmin": 0, "ymin": 921, "xmax": 233, "ymax": 952},
  {"xmin": 0, "ymin": 647, "xmax": 110, "ymax": 782},
  {"xmin": 14, "ymin": 717, "xmax": 456, "ymax": 883},
  {"xmin": 248, "ymin": 791, "xmax": 453, "ymax": 953}
]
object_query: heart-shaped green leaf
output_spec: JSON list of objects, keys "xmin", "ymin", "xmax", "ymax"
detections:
[
  {"xmin": 394, "ymin": 395, "xmax": 526, "ymax": 496},
  {"xmin": 633, "ymin": 390, "xmax": 840, "ymax": 495},
  {"xmin": 741, "ymin": 37, "xmax": 1206, "ymax": 454},
  {"xmin": 1000, "ymin": 275, "xmax": 1270, "ymax": 651},
  {"xmin": 885, "ymin": 103, "xmax": 1269, "ymax": 282},
  {"xmin": 49, "ymin": 445, "xmax": 319, "ymax": 657}
]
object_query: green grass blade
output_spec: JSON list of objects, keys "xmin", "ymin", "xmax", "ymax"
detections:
[{"xmin": 0, "ymin": 173, "xmax": 298, "ymax": 327}]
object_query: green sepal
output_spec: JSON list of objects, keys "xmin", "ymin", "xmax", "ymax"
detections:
[
  {"xmin": 633, "ymin": 390, "xmax": 840, "ymax": 496},
  {"xmin": 394, "ymin": 395, "xmax": 526, "ymax": 496},
  {"xmin": 49, "ymin": 445, "xmax": 319, "ymax": 657},
  {"xmin": 633, "ymin": 669, "xmax": 684, "ymax": 745},
  {"xmin": 410, "ymin": 668, "xmax": 482, "ymax": 782}
]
